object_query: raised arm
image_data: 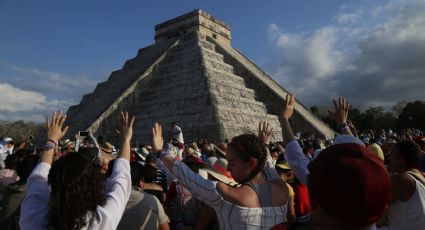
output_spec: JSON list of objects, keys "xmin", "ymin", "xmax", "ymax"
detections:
[
  {"xmin": 151, "ymin": 122, "xmax": 224, "ymax": 208},
  {"xmin": 258, "ymin": 122, "xmax": 281, "ymax": 182},
  {"xmin": 328, "ymin": 97, "xmax": 352, "ymax": 136},
  {"xmin": 102, "ymin": 112, "xmax": 134, "ymax": 228},
  {"xmin": 15, "ymin": 136, "xmax": 32, "ymax": 151},
  {"xmin": 280, "ymin": 94, "xmax": 310, "ymax": 185},
  {"xmin": 88, "ymin": 131, "xmax": 101, "ymax": 158},
  {"xmin": 42, "ymin": 111, "xmax": 69, "ymax": 165},
  {"xmin": 115, "ymin": 112, "xmax": 134, "ymax": 161},
  {"xmin": 20, "ymin": 111, "xmax": 68, "ymax": 229}
]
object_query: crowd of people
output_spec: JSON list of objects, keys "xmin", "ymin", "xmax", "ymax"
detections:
[{"xmin": 0, "ymin": 95, "xmax": 424, "ymax": 230}]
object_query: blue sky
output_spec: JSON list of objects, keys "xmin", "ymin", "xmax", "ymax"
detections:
[{"xmin": 1, "ymin": 0, "xmax": 425, "ymax": 122}]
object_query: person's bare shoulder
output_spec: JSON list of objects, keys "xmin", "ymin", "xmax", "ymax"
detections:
[
  {"xmin": 216, "ymin": 183, "xmax": 259, "ymax": 207},
  {"xmin": 391, "ymin": 173, "xmax": 416, "ymax": 202}
]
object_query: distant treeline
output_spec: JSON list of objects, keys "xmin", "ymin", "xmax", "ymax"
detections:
[
  {"xmin": 311, "ymin": 100, "xmax": 425, "ymax": 132},
  {"xmin": 1, "ymin": 100, "xmax": 424, "ymax": 145}
]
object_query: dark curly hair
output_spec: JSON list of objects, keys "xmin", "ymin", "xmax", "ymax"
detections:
[
  {"xmin": 393, "ymin": 140, "xmax": 422, "ymax": 168},
  {"xmin": 16, "ymin": 154, "xmax": 39, "ymax": 183},
  {"xmin": 47, "ymin": 152, "xmax": 107, "ymax": 230},
  {"xmin": 143, "ymin": 164, "xmax": 158, "ymax": 183},
  {"xmin": 4, "ymin": 153, "xmax": 20, "ymax": 169},
  {"xmin": 130, "ymin": 161, "xmax": 145, "ymax": 186},
  {"xmin": 228, "ymin": 134, "xmax": 267, "ymax": 184}
]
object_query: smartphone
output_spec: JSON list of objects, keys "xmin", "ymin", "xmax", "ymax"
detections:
[{"xmin": 79, "ymin": 131, "xmax": 89, "ymax": 137}]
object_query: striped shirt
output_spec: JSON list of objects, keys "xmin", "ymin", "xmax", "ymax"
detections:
[
  {"xmin": 155, "ymin": 168, "xmax": 168, "ymax": 192},
  {"xmin": 171, "ymin": 159, "xmax": 287, "ymax": 229}
]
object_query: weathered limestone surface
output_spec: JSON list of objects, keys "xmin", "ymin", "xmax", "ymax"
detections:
[
  {"xmin": 66, "ymin": 10, "xmax": 335, "ymax": 143},
  {"xmin": 65, "ymin": 39, "xmax": 176, "ymax": 136},
  {"xmin": 208, "ymin": 37, "xmax": 336, "ymax": 139}
]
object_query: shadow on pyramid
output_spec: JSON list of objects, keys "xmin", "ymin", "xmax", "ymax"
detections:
[{"xmin": 65, "ymin": 9, "xmax": 335, "ymax": 144}]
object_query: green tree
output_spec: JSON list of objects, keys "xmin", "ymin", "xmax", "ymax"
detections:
[
  {"xmin": 392, "ymin": 100, "xmax": 408, "ymax": 116},
  {"xmin": 396, "ymin": 101, "xmax": 425, "ymax": 130},
  {"xmin": 1, "ymin": 120, "xmax": 44, "ymax": 144}
]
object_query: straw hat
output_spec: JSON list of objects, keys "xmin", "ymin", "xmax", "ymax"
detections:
[
  {"xmin": 276, "ymin": 161, "xmax": 291, "ymax": 170},
  {"xmin": 100, "ymin": 142, "xmax": 114, "ymax": 154},
  {"xmin": 210, "ymin": 143, "xmax": 227, "ymax": 156},
  {"xmin": 200, "ymin": 158, "xmax": 238, "ymax": 186},
  {"xmin": 201, "ymin": 168, "xmax": 238, "ymax": 186}
]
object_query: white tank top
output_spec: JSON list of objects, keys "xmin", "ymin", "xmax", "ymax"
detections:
[{"xmin": 387, "ymin": 172, "xmax": 425, "ymax": 230}]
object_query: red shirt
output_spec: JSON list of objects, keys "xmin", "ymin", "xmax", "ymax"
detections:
[{"xmin": 292, "ymin": 182, "xmax": 310, "ymax": 217}]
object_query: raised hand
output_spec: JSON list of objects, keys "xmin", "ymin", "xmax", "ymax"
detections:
[
  {"xmin": 43, "ymin": 111, "xmax": 69, "ymax": 165},
  {"xmin": 152, "ymin": 122, "xmax": 164, "ymax": 152},
  {"xmin": 258, "ymin": 121, "xmax": 273, "ymax": 145},
  {"xmin": 283, "ymin": 94, "xmax": 296, "ymax": 120},
  {"xmin": 347, "ymin": 120, "xmax": 358, "ymax": 137},
  {"xmin": 46, "ymin": 111, "xmax": 69, "ymax": 142},
  {"xmin": 281, "ymin": 94, "xmax": 296, "ymax": 144},
  {"xmin": 115, "ymin": 112, "xmax": 135, "ymax": 142},
  {"xmin": 328, "ymin": 97, "xmax": 350, "ymax": 126}
]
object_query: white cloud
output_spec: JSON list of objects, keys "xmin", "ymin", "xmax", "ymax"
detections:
[
  {"xmin": 268, "ymin": 25, "xmax": 342, "ymax": 86},
  {"xmin": 0, "ymin": 83, "xmax": 70, "ymax": 121},
  {"xmin": 0, "ymin": 83, "xmax": 46, "ymax": 112},
  {"xmin": 0, "ymin": 61, "xmax": 99, "ymax": 102},
  {"xmin": 334, "ymin": 11, "xmax": 363, "ymax": 24},
  {"xmin": 0, "ymin": 61, "xmax": 96, "ymax": 87},
  {"xmin": 0, "ymin": 60, "xmax": 107, "ymax": 122},
  {"xmin": 267, "ymin": 0, "xmax": 425, "ymax": 108}
]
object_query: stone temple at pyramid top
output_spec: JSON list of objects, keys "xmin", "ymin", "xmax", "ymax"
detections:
[{"xmin": 154, "ymin": 9, "xmax": 231, "ymax": 46}]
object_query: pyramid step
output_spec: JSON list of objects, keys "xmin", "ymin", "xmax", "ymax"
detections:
[
  {"xmin": 137, "ymin": 91, "xmax": 210, "ymax": 108},
  {"xmin": 137, "ymin": 80, "xmax": 208, "ymax": 97},
  {"xmin": 199, "ymin": 48, "xmax": 224, "ymax": 62},
  {"xmin": 223, "ymin": 106, "xmax": 268, "ymax": 118},
  {"xmin": 163, "ymin": 42, "xmax": 222, "ymax": 64},
  {"xmin": 153, "ymin": 57, "xmax": 202, "ymax": 73},
  {"xmin": 208, "ymin": 80, "xmax": 255, "ymax": 98},
  {"xmin": 217, "ymin": 106, "xmax": 279, "ymax": 121},
  {"xmin": 149, "ymin": 68, "xmax": 203, "ymax": 84},
  {"xmin": 213, "ymin": 95, "xmax": 266, "ymax": 110},
  {"xmin": 134, "ymin": 108, "xmax": 214, "ymax": 125},
  {"xmin": 172, "ymin": 37, "xmax": 215, "ymax": 53},
  {"xmin": 203, "ymin": 58, "xmax": 234, "ymax": 74},
  {"xmin": 151, "ymin": 59, "xmax": 201, "ymax": 75},
  {"xmin": 205, "ymin": 69, "xmax": 245, "ymax": 85}
]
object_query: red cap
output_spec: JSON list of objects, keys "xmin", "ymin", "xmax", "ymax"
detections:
[{"xmin": 308, "ymin": 143, "xmax": 391, "ymax": 226}]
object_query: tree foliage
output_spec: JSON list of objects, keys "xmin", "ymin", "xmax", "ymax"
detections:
[
  {"xmin": 0, "ymin": 120, "xmax": 44, "ymax": 144},
  {"xmin": 396, "ymin": 101, "xmax": 425, "ymax": 130},
  {"xmin": 315, "ymin": 100, "xmax": 424, "ymax": 132}
]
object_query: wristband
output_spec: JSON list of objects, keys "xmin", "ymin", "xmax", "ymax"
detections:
[
  {"xmin": 46, "ymin": 139, "xmax": 58, "ymax": 146},
  {"xmin": 43, "ymin": 143, "xmax": 56, "ymax": 151},
  {"xmin": 337, "ymin": 123, "xmax": 349, "ymax": 132}
]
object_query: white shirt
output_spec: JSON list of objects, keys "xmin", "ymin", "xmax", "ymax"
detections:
[
  {"xmin": 284, "ymin": 140, "xmax": 310, "ymax": 185},
  {"xmin": 169, "ymin": 157, "xmax": 287, "ymax": 229},
  {"xmin": 383, "ymin": 173, "xmax": 425, "ymax": 230},
  {"xmin": 0, "ymin": 143, "xmax": 13, "ymax": 169},
  {"xmin": 172, "ymin": 126, "xmax": 184, "ymax": 144},
  {"xmin": 19, "ymin": 158, "xmax": 131, "ymax": 230}
]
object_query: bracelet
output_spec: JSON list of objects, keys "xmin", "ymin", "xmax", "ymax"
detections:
[
  {"xmin": 46, "ymin": 139, "xmax": 58, "ymax": 146},
  {"xmin": 43, "ymin": 143, "xmax": 56, "ymax": 151},
  {"xmin": 337, "ymin": 123, "xmax": 349, "ymax": 132}
]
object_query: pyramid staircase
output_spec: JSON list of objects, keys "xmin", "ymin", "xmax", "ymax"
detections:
[{"xmin": 66, "ymin": 10, "xmax": 335, "ymax": 143}]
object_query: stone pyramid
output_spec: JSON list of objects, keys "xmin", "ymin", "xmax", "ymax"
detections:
[{"xmin": 66, "ymin": 10, "xmax": 335, "ymax": 143}]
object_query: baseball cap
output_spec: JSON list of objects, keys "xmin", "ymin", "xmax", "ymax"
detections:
[{"xmin": 308, "ymin": 143, "xmax": 391, "ymax": 226}]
